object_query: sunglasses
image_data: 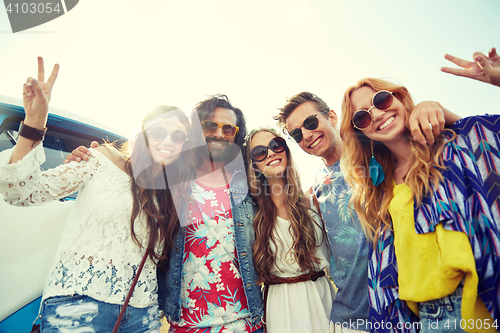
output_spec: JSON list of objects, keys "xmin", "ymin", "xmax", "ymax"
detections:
[
  {"xmin": 201, "ymin": 120, "xmax": 239, "ymax": 138},
  {"xmin": 147, "ymin": 127, "xmax": 188, "ymax": 144},
  {"xmin": 352, "ymin": 90, "xmax": 394, "ymax": 130},
  {"xmin": 288, "ymin": 110, "xmax": 329, "ymax": 143},
  {"xmin": 250, "ymin": 137, "xmax": 287, "ymax": 162}
]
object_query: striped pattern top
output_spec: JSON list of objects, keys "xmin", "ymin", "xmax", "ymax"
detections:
[{"xmin": 368, "ymin": 114, "xmax": 500, "ymax": 333}]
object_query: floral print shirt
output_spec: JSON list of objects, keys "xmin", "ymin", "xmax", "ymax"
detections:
[{"xmin": 169, "ymin": 180, "xmax": 260, "ymax": 333}]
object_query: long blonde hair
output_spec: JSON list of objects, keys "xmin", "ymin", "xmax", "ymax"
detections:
[
  {"xmin": 340, "ymin": 78, "xmax": 453, "ymax": 242},
  {"xmin": 246, "ymin": 129, "xmax": 324, "ymax": 284}
]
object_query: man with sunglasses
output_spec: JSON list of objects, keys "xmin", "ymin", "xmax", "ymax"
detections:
[
  {"xmin": 66, "ymin": 95, "xmax": 264, "ymax": 332},
  {"xmin": 159, "ymin": 95, "xmax": 264, "ymax": 332},
  {"xmin": 275, "ymin": 92, "xmax": 457, "ymax": 333}
]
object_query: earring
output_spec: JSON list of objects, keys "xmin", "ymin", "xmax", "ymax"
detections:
[{"xmin": 369, "ymin": 141, "xmax": 385, "ymax": 186}]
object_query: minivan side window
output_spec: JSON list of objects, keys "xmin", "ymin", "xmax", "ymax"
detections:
[{"xmin": 0, "ymin": 121, "xmax": 79, "ymax": 200}]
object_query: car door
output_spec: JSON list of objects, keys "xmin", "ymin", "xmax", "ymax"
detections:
[{"xmin": 0, "ymin": 99, "xmax": 125, "ymax": 331}]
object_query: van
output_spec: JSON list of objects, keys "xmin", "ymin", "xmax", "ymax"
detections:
[{"xmin": 0, "ymin": 97, "xmax": 125, "ymax": 332}]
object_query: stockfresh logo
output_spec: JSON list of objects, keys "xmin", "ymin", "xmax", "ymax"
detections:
[{"xmin": 4, "ymin": 0, "xmax": 79, "ymax": 33}]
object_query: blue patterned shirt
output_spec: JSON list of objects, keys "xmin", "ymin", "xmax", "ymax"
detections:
[
  {"xmin": 314, "ymin": 162, "xmax": 370, "ymax": 330},
  {"xmin": 368, "ymin": 115, "xmax": 500, "ymax": 332}
]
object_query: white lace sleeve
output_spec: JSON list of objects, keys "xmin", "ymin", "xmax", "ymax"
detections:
[{"xmin": 0, "ymin": 144, "xmax": 101, "ymax": 206}]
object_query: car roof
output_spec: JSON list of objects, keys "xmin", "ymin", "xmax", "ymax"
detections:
[{"xmin": 0, "ymin": 96, "xmax": 126, "ymax": 143}]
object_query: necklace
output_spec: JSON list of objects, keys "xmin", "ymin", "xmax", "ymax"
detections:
[{"xmin": 276, "ymin": 219, "xmax": 298, "ymax": 265}]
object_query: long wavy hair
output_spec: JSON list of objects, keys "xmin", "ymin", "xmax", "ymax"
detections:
[
  {"xmin": 246, "ymin": 129, "xmax": 325, "ymax": 284},
  {"xmin": 123, "ymin": 105, "xmax": 195, "ymax": 264},
  {"xmin": 340, "ymin": 78, "xmax": 454, "ymax": 243}
]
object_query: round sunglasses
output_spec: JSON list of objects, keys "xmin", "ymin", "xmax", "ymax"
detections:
[
  {"xmin": 147, "ymin": 126, "xmax": 188, "ymax": 144},
  {"xmin": 250, "ymin": 137, "xmax": 287, "ymax": 162},
  {"xmin": 352, "ymin": 90, "xmax": 394, "ymax": 130},
  {"xmin": 288, "ymin": 110, "xmax": 329, "ymax": 143},
  {"xmin": 201, "ymin": 120, "xmax": 239, "ymax": 138}
]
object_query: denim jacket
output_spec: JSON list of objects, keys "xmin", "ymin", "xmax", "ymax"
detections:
[{"xmin": 157, "ymin": 170, "xmax": 264, "ymax": 327}]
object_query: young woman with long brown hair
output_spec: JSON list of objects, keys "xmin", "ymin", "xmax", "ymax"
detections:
[
  {"xmin": 340, "ymin": 77, "xmax": 500, "ymax": 333},
  {"xmin": 245, "ymin": 128, "xmax": 334, "ymax": 333},
  {"xmin": 0, "ymin": 58, "xmax": 195, "ymax": 332}
]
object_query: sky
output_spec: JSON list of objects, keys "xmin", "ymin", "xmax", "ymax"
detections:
[{"xmin": 1, "ymin": 0, "xmax": 499, "ymax": 187}]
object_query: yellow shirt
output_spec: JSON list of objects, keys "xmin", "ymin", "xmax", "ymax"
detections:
[{"xmin": 390, "ymin": 183, "xmax": 494, "ymax": 333}]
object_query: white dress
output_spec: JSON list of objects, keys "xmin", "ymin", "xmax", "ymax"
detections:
[
  {"xmin": 266, "ymin": 211, "xmax": 335, "ymax": 333},
  {"xmin": 0, "ymin": 145, "xmax": 158, "ymax": 307}
]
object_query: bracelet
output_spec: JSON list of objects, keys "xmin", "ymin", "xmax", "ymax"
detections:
[{"xmin": 19, "ymin": 121, "xmax": 47, "ymax": 142}]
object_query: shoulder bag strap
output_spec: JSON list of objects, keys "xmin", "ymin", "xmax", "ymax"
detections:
[
  {"xmin": 112, "ymin": 250, "xmax": 150, "ymax": 333},
  {"xmin": 312, "ymin": 194, "xmax": 326, "ymax": 232}
]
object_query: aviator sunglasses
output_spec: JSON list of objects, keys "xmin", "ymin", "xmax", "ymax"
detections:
[
  {"xmin": 201, "ymin": 120, "xmax": 240, "ymax": 138},
  {"xmin": 352, "ymin": 90, "xmax": 394, "ymax": 130},
  {"xmin": 250, "ymin": 137, "xmax": 287, "ymax": 162},
  {"xmin": 288, "ymin": 110, "xmax": 330, "ymax": 143},
  {"xmin": 147, "ymin": 126, "xmax": 188, "ymax": 144}
]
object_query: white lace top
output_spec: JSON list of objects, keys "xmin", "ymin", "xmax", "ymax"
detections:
[{"xmin": 0, "ymin": 145, "xmax": 158, "ymax": 307}]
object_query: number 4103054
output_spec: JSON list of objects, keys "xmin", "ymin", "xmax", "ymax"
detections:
[
  {"xmin": 443, "ymin": 319, "xmax": 498, "ymax": 330},
  {"xmin": 5, "ymin": 2, "xmax": 62, "ymax": 14}
]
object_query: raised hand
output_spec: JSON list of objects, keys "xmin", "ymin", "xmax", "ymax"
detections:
[
  {"xmin": 11, "ymin": 57, "xmax": 59, "ymax": 163},
  {"xmin": 441, "ymin": 48, "xmax": 500, "ymax": 88},
  {"xmin": 22, "ymin": 57, "xmax": 59, "ymax": 129}
]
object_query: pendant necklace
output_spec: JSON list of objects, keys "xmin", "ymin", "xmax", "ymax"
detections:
[{"xmin": 276, "ymin": 219, "xmax": 298, "ymax": 265}]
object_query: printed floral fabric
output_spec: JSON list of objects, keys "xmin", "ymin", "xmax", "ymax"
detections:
[
  {"xmin": 0, "ymin": 146, "xmax": 158, "ymax": 307},
  {"xmin": 368, "ymin": 115, "xmax": 500, "ymax": 332},
  {"xmin": 169, "ymin": 181, "xmax": 258, "ymax": 333}
]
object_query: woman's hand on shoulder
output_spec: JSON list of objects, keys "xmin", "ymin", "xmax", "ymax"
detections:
[
  {"xmin": 63, "ymin": 143, "xmax": 125, "ymax": 171},
  {"xmin": 64, "ymin": 141, "xmax": 98, "ymax": 164},
  {"xmin": 409, "ymin": 102, "xmax": 461, "ymax": 145}
]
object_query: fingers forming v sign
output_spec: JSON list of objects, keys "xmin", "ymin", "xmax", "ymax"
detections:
[
  {"xmin": 22, "ymin": 57, "xmax": 59, "ymax": 125},
  {"xmin": 441, "ymin": 48, "xmax": 500, "ymax": 87},
  {"xmin": 441, "ymin": 53, "xmax": 484, "ymax": 81}
]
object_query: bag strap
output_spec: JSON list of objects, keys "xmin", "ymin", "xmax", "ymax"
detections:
[
  {"xmin": 29, "ymin": 324, "xmax": 40, "ymax": 333},
  {"xmin": 263, "ymin": 284, "xmax": 269, "ymax": 333},
  {"xmin": 312, "ymin": 194, "xmax": 326, "ymax": 232},
  {"xmin": 112, "ymin": 250, "xmax": 149, "ymax": 333}
]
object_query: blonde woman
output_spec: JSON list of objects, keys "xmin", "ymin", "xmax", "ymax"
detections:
[{"xmin": 339, "ymin": 78, "xmax": 499, "ymax": 333}]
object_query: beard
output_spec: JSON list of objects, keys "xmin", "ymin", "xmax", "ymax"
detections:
[{"xmin": 204, "ymin": 138, "xmax": 240, "ymax": 164}]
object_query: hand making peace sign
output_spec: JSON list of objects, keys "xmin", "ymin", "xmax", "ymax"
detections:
[
  {"xmin": 22, "ymin": 57, "xmax": 59, "ymax": 129},
  {"xmin": 441, "ymin": 47, "xmax": 500, "ymax": 88}
]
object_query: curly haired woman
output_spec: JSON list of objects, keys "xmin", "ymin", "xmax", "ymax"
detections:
[{"xmin": 339, "ymin": 77, "xmax": 499, "ymax": 333}]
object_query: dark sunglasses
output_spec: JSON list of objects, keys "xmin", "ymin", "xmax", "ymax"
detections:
[
  {"xmin": 250, "ymin": 137, "xmax": 287, "ymax": 162},
  {"xmin": 288, "ymin": 110, "xmax": 329, "ymax": 143},
  {"xmin": 352, "ymin": 90, "xmax": 394, "ymax": 130},
  {"xmin": 201, "ymin": 120, "xmax": 239, "ymax": 138},
  {"xmin": 147, "ymin": 127, "xmax": 188, "ymax": 144}
]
